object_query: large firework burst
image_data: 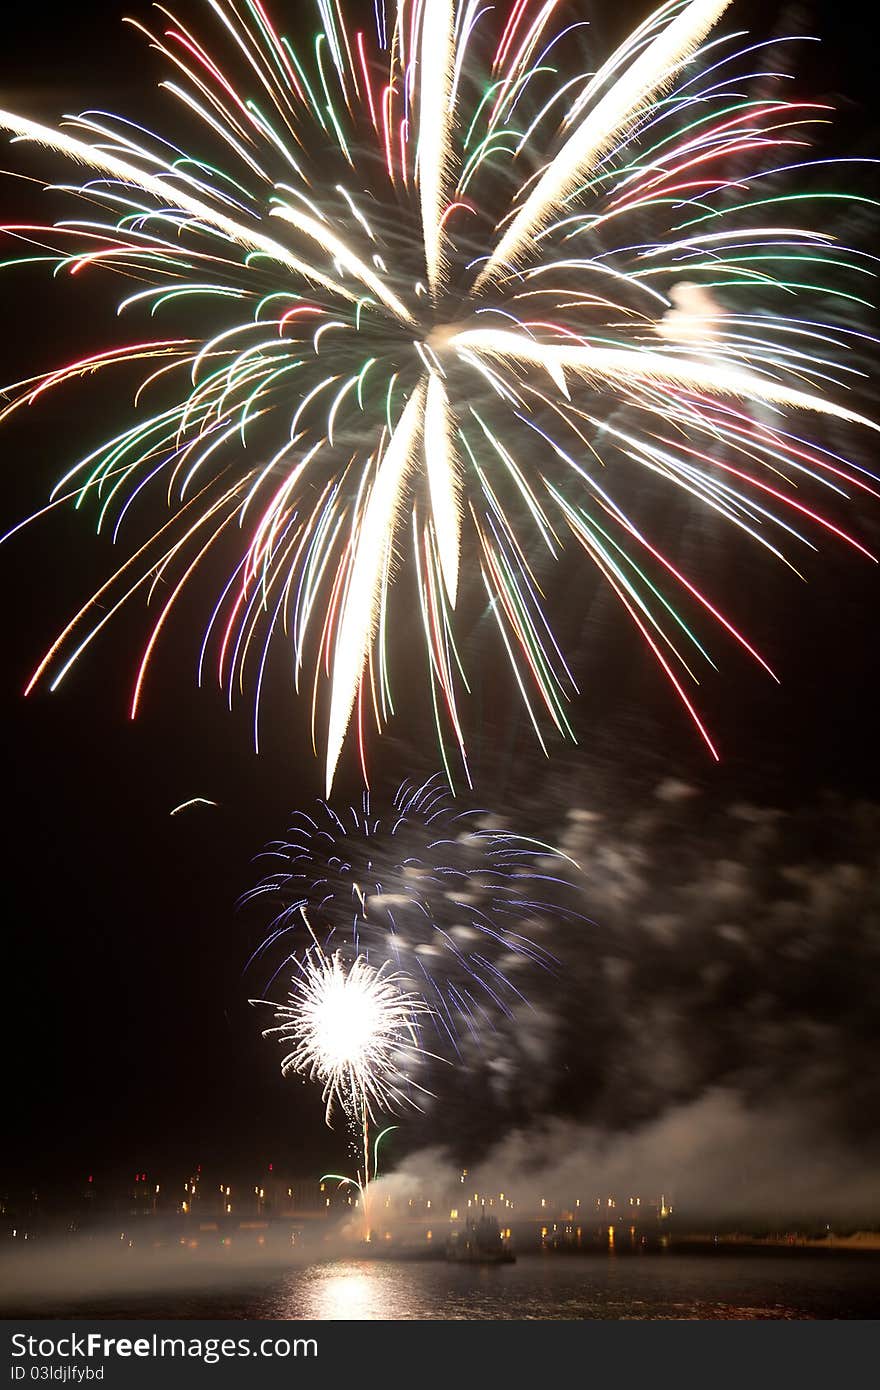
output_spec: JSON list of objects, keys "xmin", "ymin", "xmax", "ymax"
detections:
[
  {"xmin": 243, "ymin": 774, "xmax": 580, "ymax": 1048},
  {"xmin": 1, "ymin": 0, "xmax": 876, "ymax": 788}
]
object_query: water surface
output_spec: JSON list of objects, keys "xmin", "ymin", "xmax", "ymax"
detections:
[{"xmin": 5, "ymin": 1252, "xmax": 878, "ymax": 1319}]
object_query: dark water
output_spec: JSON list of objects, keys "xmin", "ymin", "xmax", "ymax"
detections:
[{"xmin": 6, "ymin": 1253, "xmax": 879, "ymax": 1320}]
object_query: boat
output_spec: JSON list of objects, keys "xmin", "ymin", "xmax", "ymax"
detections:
[{"xmin": 446, "ymin": 1213, "xmax": 515, "ymax": 1263}]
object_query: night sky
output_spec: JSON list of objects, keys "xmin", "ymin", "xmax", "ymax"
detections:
[{"xmin": 1, "ymin": 0, "xmax": 879, "ymax": 1196}]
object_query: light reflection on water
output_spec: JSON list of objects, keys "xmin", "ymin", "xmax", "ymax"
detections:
[
  {"xmin": 257, "ymin": 1254, "xmax": 880, "ymax": 1320},
  {"xmin": 4, "ymin": 1253, "xmax": 878, "ymax": 1320},
  {"xmin": 292, "ymin": 1263, "xmax": 403, "ymax": 1320}
]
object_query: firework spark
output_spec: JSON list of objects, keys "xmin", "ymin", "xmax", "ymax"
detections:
[{"xmin": 1, "ymin": 0, "xmax": 877, "ymax": 789}]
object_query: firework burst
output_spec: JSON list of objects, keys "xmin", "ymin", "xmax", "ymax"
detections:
[
  {"xmin": 261, "ymin": 946, "xmax": 431, "ymax": 1123},
  {"xmin": 1, "ymin": 0, "xmax": 877, "ymax": 788},
  {"xmin": 242, "ymin": 774, "xmax": 580, "ymax": 1048},
  {"xmin": 258, "ymin": 944, "xmax": 433, "ymax": 1237}
]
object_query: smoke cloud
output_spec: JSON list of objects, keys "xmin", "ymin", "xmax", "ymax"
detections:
[{"xmin": 393, "ymin": 773, "xmax": 880, "ymax": 1220}]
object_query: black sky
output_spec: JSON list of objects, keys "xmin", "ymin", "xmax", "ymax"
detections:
[{"xmin": 1, "ymin": 0, "xmax": 879, "ymax": 1193}]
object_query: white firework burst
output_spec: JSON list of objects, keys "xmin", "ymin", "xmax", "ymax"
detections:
[{"xmin": 262, "ymin": 948, "xmax": 432, "ymax": 1123}]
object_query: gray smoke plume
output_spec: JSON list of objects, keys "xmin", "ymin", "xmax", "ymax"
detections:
[{"xmin": 393, "ymin": 774, "xmax": 880, "ymax": 1220}]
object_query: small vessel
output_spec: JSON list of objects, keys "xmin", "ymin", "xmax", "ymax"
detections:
[{"xmin": 446, "ymin": 1213, "xmax": 515, "ymax": 1264}]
